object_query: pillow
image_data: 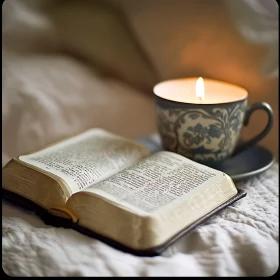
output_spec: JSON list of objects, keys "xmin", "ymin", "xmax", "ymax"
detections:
[
  {"xmin": 2, "ymin": 0, "xmax": 158, "ymax": 167},
  {"xmin": 2, "ymin": 52, "xmax": 156, "ymax": 167},
  {"xmin": 2, "ymin": 0, "xmax": 158, "ymax": 91},
  {"xmin": 2, "ymin": 0, "xmax": 60, "ymax": 53},
  {"xmin": 48, "ymin": 0, "xmax": 158, "ymax": 91}
]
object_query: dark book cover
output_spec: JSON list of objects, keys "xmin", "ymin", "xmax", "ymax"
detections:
[{"xmin": 2, "ymin": 188, "xmax": 246, "ymax": 257}]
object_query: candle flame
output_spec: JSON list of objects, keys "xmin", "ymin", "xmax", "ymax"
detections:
[{"xmin": 196, "ymin": 77, "xmax": 204, "ymax": 100}]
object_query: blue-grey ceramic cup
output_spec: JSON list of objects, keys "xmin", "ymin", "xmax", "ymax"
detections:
[{"xmin": 154, "ymin": 78, "xmax": 274, "ymax": 166}]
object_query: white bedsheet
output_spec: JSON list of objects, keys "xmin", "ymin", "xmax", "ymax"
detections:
[{"xmin": 2, "ymin": 163, "xmax": 279, "ymax": 276}]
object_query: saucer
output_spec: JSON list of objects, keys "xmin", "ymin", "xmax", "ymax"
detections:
[
  {"xmin": 209, "ymin": 145, "xmax": 275, "ymax": 181},
  {"xmin": 137, "ymin": 135, "xmax": 275, "ymax": 182}
]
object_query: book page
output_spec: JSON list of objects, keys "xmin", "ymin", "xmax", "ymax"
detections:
[
  {"xmin": 19, "ymin": 129, "xmax": 149, "ymax": 194},
  {"xmin": 81, "ymin": 151, "xmax": 224, "ymax": 214}
]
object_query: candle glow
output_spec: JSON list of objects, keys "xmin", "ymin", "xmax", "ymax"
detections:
[{"xmin": 196, "ymin": 77, "xmax": 204, "ymax": 101}]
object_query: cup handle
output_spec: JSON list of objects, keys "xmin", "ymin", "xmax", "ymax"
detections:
[{"xmin": 233, "ymin": 102, "xmax": 274, "ymax": 155}]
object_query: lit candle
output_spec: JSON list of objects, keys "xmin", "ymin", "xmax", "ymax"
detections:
[{"xmin": 153, "ymin": 77, "xmax": 247, "ymax": 104}]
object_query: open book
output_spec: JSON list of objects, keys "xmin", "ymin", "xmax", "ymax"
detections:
[{"xmin": 2, "ymin": 128, "xmax": 246, "ymax": 256}]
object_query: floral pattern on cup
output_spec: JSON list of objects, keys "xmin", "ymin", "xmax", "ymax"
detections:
[{"xmin": 157, "ymin": 100, "xmax": 247, "ymax": 163}]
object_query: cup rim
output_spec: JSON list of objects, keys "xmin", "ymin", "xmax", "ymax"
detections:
[
  {"xmin": 153, "ymin": 77, "xmax": 248, "ymax": 105},
  {"xmin": 155, "ymin": 94, "xmax": 247, "ymax": 106}
]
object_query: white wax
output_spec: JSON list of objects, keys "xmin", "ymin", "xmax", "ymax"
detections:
[{"xmin": 153, "ymin": 77, "xmax": 248, "ymax": 104}]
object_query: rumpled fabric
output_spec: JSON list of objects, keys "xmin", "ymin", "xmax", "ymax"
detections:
[
  {"xmin": 225, "ymin": 0, "xmax": 278, "ymax": 76},
  {"xmin": 2, "ymin": 163, "xmax": 278, "ymax": 277}
]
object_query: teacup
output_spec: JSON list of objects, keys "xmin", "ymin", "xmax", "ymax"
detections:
[{"xmin": 154, "ymin": 78, "xmax": 274, "ymax": 165}]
